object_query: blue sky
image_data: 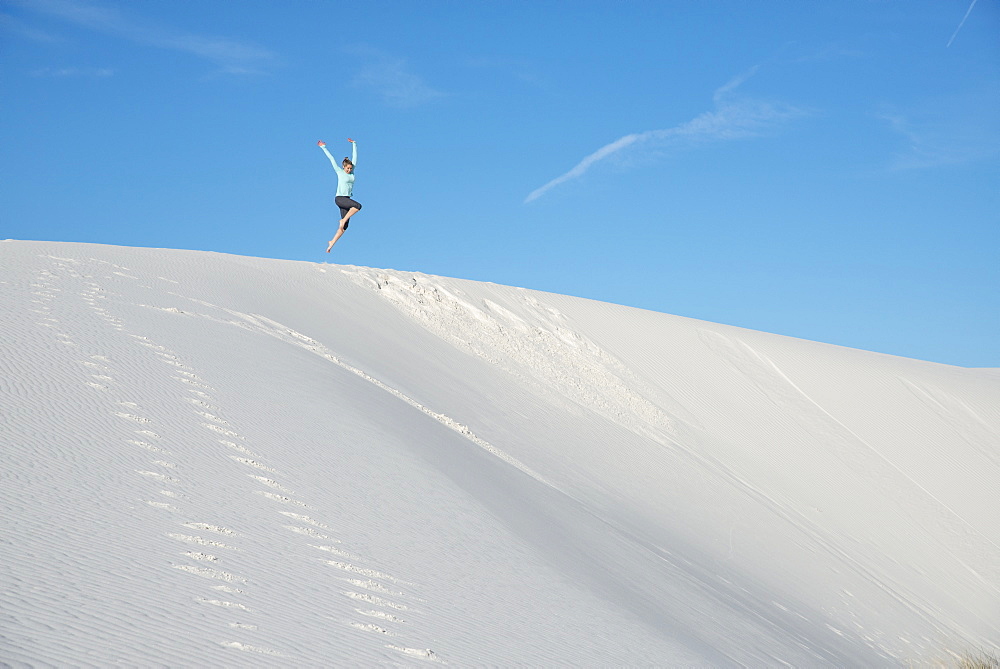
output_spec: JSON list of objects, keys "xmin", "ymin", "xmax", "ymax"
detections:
[{"xmin": 3, "ymin": 0, "xmax": 998, "ymax": 367}]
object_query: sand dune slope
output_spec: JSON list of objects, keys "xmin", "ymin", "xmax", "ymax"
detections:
[{"xmin": 2, "ymin": 241, "xmax": 998, "ymax": 666}]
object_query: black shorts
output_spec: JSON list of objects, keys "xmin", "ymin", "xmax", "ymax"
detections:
[{"xmin": 335, "ymin": 196, "xmax": 362, "ymax": 218}]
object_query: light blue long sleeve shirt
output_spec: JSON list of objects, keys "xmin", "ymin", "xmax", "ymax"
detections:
[{"xmin": 320, "ymin": 142, "xmax": 357, "ymax": 197}]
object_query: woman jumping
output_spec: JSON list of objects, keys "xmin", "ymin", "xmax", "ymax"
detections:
[{"xmin": 318, "ymin": 138, "xmax": 362, "ymax": 252}]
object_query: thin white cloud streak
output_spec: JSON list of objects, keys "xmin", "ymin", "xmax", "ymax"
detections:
[
  {"xmin": 947, "ymin": 0, "xmax": 979, "ymax": 47},
  {"xmin": 712, "ymin": 64, "xmax": 759, "ymax": 102},
  {"xmin": 524, "ymin": 134, "xmax": 642, "ymax": 203},
  {"xmin": 14, "ymin": 0, "xmax": 275, "ymax": 74},
  {"xmin": 525, "ymin": 69, "xmax": 804, "ymax": 203}
]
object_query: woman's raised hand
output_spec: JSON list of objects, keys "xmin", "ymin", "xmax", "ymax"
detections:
[{"xmin": 317, "ymin": 140, "xmax": 326, "ymax": 147}]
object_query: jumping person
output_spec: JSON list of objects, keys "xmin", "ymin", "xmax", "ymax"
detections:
[{"xmin": 317, "ymin": 138, "xmax": 362, "ymax": 252}]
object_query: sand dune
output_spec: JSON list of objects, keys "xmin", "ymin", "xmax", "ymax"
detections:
[{"xmin": 2, "ymin": 240, "xmax": 997, "ymax": 666}]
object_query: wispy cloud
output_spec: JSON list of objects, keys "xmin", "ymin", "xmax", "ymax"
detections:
[
  {"xmin": 525, "ymin": 68, "xmax": 805, "ymax": 203},
  {"xmin": 32, "ymin": 66, "xmax": 113, "ymax": 77},
  {"xmin": 876, "ymin": 86, "xmax": 1000, "ymax": 170},
  {"xmin": 467, "ymin": 56, "xmax": 545, "ymax": 87},
  {"xmin": 350, "ymin": 49, "xmax": 444, "ymax": 108},
  {"xmin": 12, "ymin": 0, "xmax": 275, "ymax": 75},
  {"xmin": 1, "ymin": 11, "xmax": 61, "ymax": 42}
]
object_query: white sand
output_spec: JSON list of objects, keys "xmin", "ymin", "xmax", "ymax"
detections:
[{"xmin": 2, "ymin": 240, "xmax": 997, "ymax": 666}]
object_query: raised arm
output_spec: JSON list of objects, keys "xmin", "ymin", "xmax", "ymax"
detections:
[
  {"xmin": 318, "ymin": 142, "xmax": 344, "ymax": 174},
  {"xmin": 349, "ymin": 139, "xmax": 357, "ymax": 167}
]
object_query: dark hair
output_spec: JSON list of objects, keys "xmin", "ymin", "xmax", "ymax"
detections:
[{"xmin": 343, "ymin": 158, "xmax": 353, "ymax": 168}]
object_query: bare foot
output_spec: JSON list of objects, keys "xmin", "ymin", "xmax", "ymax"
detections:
[{"xmin": 326, "ymin": 239, "xmax": 336, "ymax": 253}]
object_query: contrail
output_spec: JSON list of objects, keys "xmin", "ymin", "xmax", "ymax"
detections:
[
  {"xmin": 524, "ymin": 68, "xmax": 803, "ymax": 203},
  {"xmin": 524, "ymin": 134, "xmax": 642, "ymax": 203},
  {"xmin": 947, "ymin": 0, "xmax": 979, "ymax": 47}
]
